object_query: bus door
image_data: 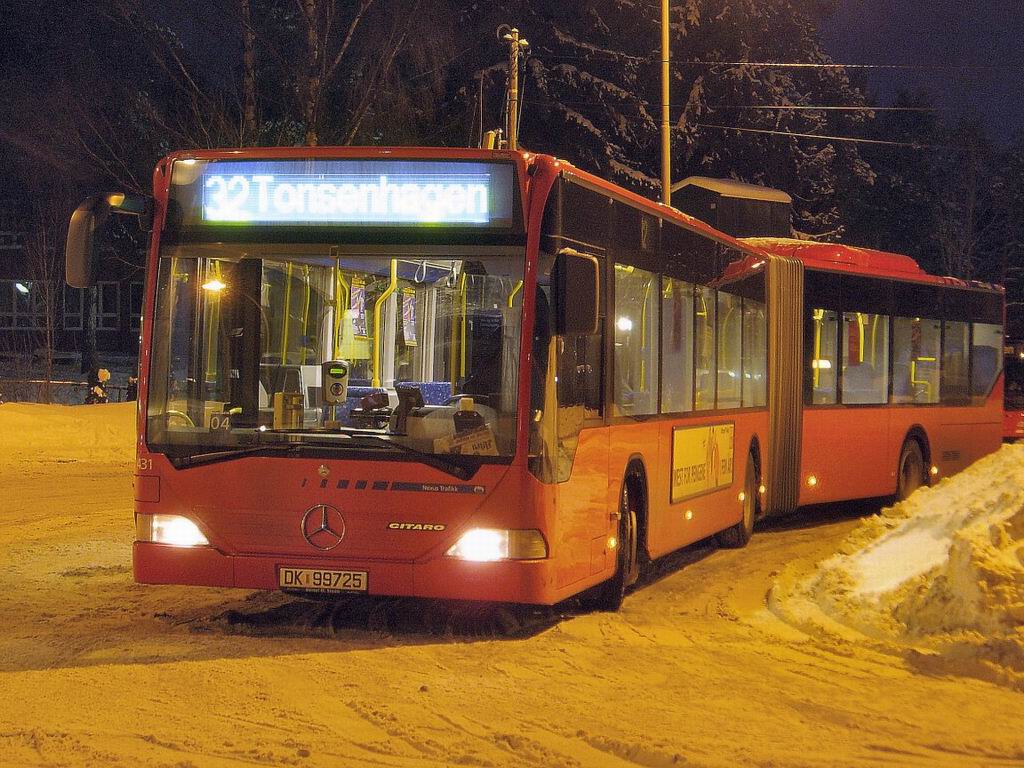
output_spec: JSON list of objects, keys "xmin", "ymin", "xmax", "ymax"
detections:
[{"xmin": 553, "ymin": 332, "xmax": 608, "ymax": 589}]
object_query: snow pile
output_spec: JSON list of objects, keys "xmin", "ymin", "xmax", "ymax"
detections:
[
  {"xmin": 0, "ymin": 401, "xmax": 135, "ymax": 465},
  {"xmin": 771, "ymin": 443, "xmax": 1024, "ymax": 690}
]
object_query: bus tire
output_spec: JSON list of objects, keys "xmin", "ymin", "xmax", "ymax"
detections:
[
  {"xmin": 582, "ymin": 479, "xmax": 640, "ymax": 612},
  {"xmin": 717, "ymin": 452, "xmax": 758, "ymax": 549},
  {"xmin": 896, "ymin": 439, "xmax": 926, "ymax": 502}
]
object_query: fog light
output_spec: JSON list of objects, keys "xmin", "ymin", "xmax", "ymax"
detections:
[
  {"xmin": 930, "ymin": 466, "xmax": 939, "ymax": 476},
  {"xmin": 137, "ymin": 514, "xmax": 209, "ymax": 547},
  {"xmin": 445, "ymin": 528, "xmax": 547, "ymax": 561},
  {"xmin": 807, "ymin": 475, "xmax": 818, "ymax": 488}
]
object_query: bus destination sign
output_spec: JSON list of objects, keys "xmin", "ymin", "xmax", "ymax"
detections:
[{"xmin": 172, "ymin": 159, "xmax": 516, "ymax": 229}]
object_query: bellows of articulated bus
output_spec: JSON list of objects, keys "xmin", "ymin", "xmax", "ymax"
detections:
[{"xmin": 670, "ymin": 176, "xmax": 793, "ymax": 239}]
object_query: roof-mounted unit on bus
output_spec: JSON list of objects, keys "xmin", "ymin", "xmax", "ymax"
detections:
[{"xmin": 670, "ymin": 176, "xmax": 792, "ymax": 238}]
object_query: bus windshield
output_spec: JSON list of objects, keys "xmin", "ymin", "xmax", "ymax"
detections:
[{"xmin": 146, "ymin": 244, "xmax": 525, "ymax": 462}]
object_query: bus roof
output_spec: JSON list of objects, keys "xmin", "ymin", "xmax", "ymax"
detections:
[
  {"xmin": 155, "ymin": 146, "xmax": 1000, "ymax": 294},
  {"xmin": 740, "ymin": 237, "xmax": 1002, "ymax": 293}
]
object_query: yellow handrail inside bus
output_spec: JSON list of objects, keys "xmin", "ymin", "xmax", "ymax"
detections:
[
  {"xmin": 507, "ymin": 280, "xmax": 523, "ymax": 308},
  {"xmin": 204, "ymin": 260, "xmax": 223, "ymax": 383},
  {"xmin": 639, "ymin": 278, "xmax": 653, "ymax": 389},
  {"xmin": 812, "ymin": 308, "xmax": 824, "ymax": 388},
  {"xmin": 856, "ymin": 312, "xmax": 865, "ymax": 364},
  {"xmin": 911, "ymin": 356, "xmax": 937, "ymax": 400},
  {"xmin": 280, "ymin": 263, "xmax": 293, "ymax": 363},
  {"xmin": 300, "ymin": 266, "xmax": 311, "ymax": 365},
  {"xmin": 333, "ymin": 269, "xmax": 350, "ymax": 359},
  {"xmin": 371, "ymin": 259, "xmax": 398, "ymax": 387},
  {"xmin": 459, "ymin": 272, "xmax": 469, "ymax": 380}
]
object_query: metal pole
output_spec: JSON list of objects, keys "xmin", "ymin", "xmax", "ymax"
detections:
[
  {"xmin": 508, "ymin": 28, "xmax": 520, "ymax": 150},
  {"xmin": 661, "ymin": 0, "xmax": 671, "ymax": 205}
]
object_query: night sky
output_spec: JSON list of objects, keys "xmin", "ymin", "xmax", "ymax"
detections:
[{"xmin": 820, "ymin": 0, "xmax": 1024, "ymax": 143}]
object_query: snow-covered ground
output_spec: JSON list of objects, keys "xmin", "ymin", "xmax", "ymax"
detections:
[
  {"xmin": 1, "ymin": 402, "xmax": 1023, "ymax": 767},
  {"xmin": 771, "ymin": 443, "xmax": 1024, "ymax": 693}
]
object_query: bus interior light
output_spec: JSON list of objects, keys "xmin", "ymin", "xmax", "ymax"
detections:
[
  {"xmin": 138, "ymin": 514, "xmax": 209, "ymax": 547},
  {"xmin": 445, "ymin": 528, "xmax": 547, "ymax": 561},
  {"xmin": 201, "ymin": 279, "xmax": 226, "ymax": 292}
]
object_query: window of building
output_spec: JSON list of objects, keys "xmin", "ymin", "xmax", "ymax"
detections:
[
  {"xmin": 0, "ymin": 280, "xmax": 46, "ymax": 330},
  {"xmin": 941, "ymin": 320, "xmax": 970, "ymax": 404},
  {"xmin": 717, "ymin": 292, "xmax": 743, "ymax": 409},
  {"xmin": 694, "ymin": 285, "xmax": 716, "ymax": 410},
  {"xmin": 63, "ymin": 285, "xmax": 83, "ymax": 330},
  {"xmin": 841, "ymin": 312, "xmax": 889, "ymax": 404},
  {"xmin": 971, "ymin": 323, "xmax": 1003, "ymax": 403},
  {"xmin": 808, "ymin": 308, "xmax": 839, "ymax": 404},
  {"xmin": 742, "ymin": 299, "xmax": 767, "ymax": 407},
  {"xmin": 613, "ymin": 264, "xmax": 658, "ymax": 416},
  {"xmin": 892, "ymin": 316, "xmax": 940, "ymax": 404},
  {"xmin": 97, "ymin": 281, "xmax": 120, "ymax": 330},
  {"xmin": 661, "ymin": 277, "xmax": 693, "ymax": 413}
]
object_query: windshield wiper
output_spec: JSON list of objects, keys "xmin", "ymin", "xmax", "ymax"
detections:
[
  {"xmin": 344, "ymin": 435, "xmax": 476, "ymax": 481},
  {"xmin": 169, "ymin": 436, "xmax": 477, "ymax": 479},
  {"xmin": 170, "ymin": 443, "xmax": 303, "ymax": 469}
]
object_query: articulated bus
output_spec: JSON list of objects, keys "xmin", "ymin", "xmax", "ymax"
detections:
[{"xmin": 66, "ymin": 148, "xmax": 1004, "ymax": 608}]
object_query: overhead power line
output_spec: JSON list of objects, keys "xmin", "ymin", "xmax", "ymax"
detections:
[
  {"xmin": 535, "ymin": 51, "xmax": 1022, "ymax": 72},
  {"xmin": 525, "ymin": 99, "xmax": 939, "ymax": 112},
  {"xmin": 694, "ymin": 123, "xmax": 968, "ymax": 151}
]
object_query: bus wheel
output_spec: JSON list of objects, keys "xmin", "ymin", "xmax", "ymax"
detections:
[
  {"xmin": 717, "ymin": 452, "xmax": 757, "ymax": 549},
  {"xmin": 896, "ymin": 440, "xmax": 926, "ymax": 502},
  {"xmin": 582, "ymin": 480, "xmax": 640, "ymax": 612}
]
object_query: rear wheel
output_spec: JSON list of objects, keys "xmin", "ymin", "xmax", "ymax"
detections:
[
  {"xmin": 582, "ymin": 479, "xmax": 640, "ymax": 611},
  {"xmin": 717, "ymin": 452, "xmax": 758, "ymax": 549},
  {"xmin": 896, "ymin": 439, "xmax": 926, "ymax": 502}
]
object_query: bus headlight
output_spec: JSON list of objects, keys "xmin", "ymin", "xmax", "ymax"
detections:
[
  {"xmin": 137, "ymin": 514, "xmax": 210, "ymax": 547},
  {"xmin": 445, "ymin": 528, "xmax": 548, "ymax": 561}
]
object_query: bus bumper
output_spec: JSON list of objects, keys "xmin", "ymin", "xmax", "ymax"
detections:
[{"xmin": 133, "ymin": 541, "xmax": 557, "ymax": 604}]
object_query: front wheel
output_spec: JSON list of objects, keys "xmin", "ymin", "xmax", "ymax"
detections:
[
  {"xmin": 717, "ymin": 452, "xmax": 758, "ymax": 549},
  {"xmin": 896, "ymin": 439, "xmax": 926, "ymax": 502}
]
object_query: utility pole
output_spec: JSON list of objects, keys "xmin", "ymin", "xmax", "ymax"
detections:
[
  {"xmin": 661, "ymin": 0, "xmax": 671, "ymax": 205},
  {"xmin": 502, "ymin": 27, "xmax": 529, "ymax": 151}
]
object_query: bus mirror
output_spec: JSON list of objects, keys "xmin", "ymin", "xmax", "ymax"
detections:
[
  {"xmin": 554, "ymin": 248, "xmax": 599, "ymax": 337},
  {"xmin": 66, "ymin": 193, "xmax": 154, "ymax": 289}
]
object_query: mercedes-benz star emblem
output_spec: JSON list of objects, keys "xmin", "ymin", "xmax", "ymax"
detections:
[{"xmin": 301, "ymin": 504, "xmax": 346, "ymax": 551}]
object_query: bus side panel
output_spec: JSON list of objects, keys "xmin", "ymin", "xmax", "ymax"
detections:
[
  {"xmin": 605, "ymin": 413, "xmax": 766, "ymax": 562},
  {"xmin": 800, "ymin": 407, "xmax": 893, "ymax": 505},
  {"xmin": 553, "ymin": 425, "xmax": 611, "ymax": 591}
]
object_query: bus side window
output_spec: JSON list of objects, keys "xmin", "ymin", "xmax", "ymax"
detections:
[
  {"xmin": 807, "ymin": 308, "xmax": 838, "ymax": 405},
  {"xmin": 742, "ymin": 298, "xmax": 767, "ymax": 407},
  {"xmin": 716, "ymin": 291, "xmax": 743, "ymax": 409},
  {"xmin": 970, "ymin": 323, "xmax": 1003, "ymax": 403},
  {"xmin": 840, "ymin": 312, "xmax": 889, "ymax": 405},
  {"xmin": 613, "ymin": 264, "xmax": 658, "ymax": 416},
  {"xmin": 661, "ymin": 277, "xmax": 693, "ymax": 413},
  {"xmin": 695, "ymin": 285, "xmax": 717, "ymax": 410},
  {"xmin": 942, "ymin": 320, "xmax": 971, "ymax": 405},
  {"xmin": 892, "ymin": 316, "xmax": 940, "ymax": 404}
]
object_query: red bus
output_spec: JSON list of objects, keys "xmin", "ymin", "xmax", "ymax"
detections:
[{"xmin": 66, "ymin": 147, "xmax": 1004, "ymax": 608}]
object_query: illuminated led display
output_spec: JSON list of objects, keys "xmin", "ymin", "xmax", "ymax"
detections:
[{"xmin": 170, "ymin": 159, "xmax": 516, "ymax": 228}]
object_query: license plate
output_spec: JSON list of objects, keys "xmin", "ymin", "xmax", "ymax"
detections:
[{"xmin": 278, "ymin": 567, "xmax": 368, "ymax": 593}]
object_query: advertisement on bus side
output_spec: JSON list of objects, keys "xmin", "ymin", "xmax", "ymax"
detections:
[{"xmin": 671, "ymin": 423, "xmax": 735, "ymax": 503}]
